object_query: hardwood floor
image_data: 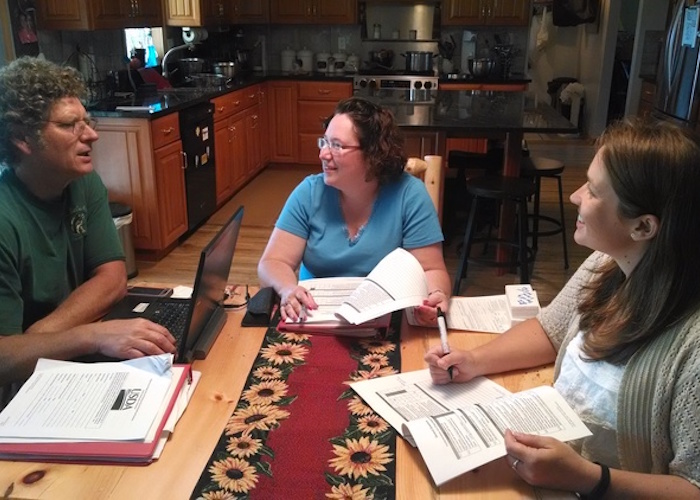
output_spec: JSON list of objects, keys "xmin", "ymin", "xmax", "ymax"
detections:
[{"xmin": 131, "ymin": 136, "xmax": 596, "ymax": 307}]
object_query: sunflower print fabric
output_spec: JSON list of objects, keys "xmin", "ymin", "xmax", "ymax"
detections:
[{"xmin": 191, "ymin": 313, "xmax": 402, "ymax": 500}]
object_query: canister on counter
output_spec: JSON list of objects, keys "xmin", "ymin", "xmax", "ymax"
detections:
[{"xmin": 297, "ymin": 48, "xmax": 313, "ymax": 74}]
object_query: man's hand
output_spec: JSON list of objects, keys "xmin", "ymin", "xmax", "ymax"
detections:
[{"xmin": 92, "ymin": 319, "xmax": 177, "ymax": 359}]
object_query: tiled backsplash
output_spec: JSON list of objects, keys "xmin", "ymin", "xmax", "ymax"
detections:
[{"xmin": 36, "ymin": 23, "xmax": 528, "ymax": 86}]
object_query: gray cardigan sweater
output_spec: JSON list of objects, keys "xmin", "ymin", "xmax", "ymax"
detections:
[{"xmin": 538, "ymin": 251, "xmax": 700, "ymax": 487}]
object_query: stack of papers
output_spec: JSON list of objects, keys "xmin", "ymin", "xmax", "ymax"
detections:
[
  {"xmin": 445, "ymin": 284, "xmax": 541, "ymax": 333},
  {"xmin": 0, "ymin": 354, "xmax": 199, "ymax": 464}
]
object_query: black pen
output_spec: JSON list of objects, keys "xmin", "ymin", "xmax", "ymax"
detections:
[{"xmin": 437, "ymin": 307, "xmax": 453, "ymax": 380}]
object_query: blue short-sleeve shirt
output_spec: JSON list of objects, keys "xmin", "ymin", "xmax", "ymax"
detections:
[{"xmin": 275, "ymin": 172, "xmax": 444, "ymax": 279}]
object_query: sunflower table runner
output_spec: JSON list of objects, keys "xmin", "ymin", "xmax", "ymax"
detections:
[{"xmin": 191, "ymin": 313, "xmax": 402, "ymax": 500}]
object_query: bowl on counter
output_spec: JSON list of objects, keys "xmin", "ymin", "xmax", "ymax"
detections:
[{"xmin": 468, "ymin": 58, "xmax": 495, "ymax": 78}]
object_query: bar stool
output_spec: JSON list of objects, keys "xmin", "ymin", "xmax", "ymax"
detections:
[
  {"xmin": 521, "ymin": 156, "xmax": 569, "ymax": 269},
  {"xmin": 452, "ymin": 176, "xmax": 535, "ymax": 296}
]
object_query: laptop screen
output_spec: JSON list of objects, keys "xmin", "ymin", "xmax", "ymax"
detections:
[{"xmin": 182, "ymin": 206, "xmax": 244, "ymax": 357}]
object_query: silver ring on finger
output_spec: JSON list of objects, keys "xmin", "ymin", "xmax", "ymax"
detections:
[{"xmin": 511, "ymin": 458, "xmax": 521, "ymax": 471}]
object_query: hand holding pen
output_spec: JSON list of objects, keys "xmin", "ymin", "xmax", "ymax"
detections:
[{"xmin": 436, "ymin": 307, "xmax": 453, "ymax": 380}]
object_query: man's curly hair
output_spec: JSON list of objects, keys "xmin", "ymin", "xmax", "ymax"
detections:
[
  {"xmin": 324, "ymin": 97, "xmax": 406, "ymax": 185},
  {"xmin": 0, "ymin": 57, "xmax": 86, "ymax": 167}
]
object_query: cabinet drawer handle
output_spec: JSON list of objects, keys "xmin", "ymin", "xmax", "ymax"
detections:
[
  {"xmin": 318, "ymin": 89, "xmax": 331, "ymax": 95},
  {"xmin": 181, "ymin": 151, "xmax": 187, "ymax": 170},
  {"xmin": 161, "ymin": 126, "xmax": 175, "ymax": 135},
  {"xmin": 217, "ymin": 106, "xmax": 225, "ymax": 113},
  {"xmin": 234, "ymin": 100, "xmax": 241, "ymax": 107}
]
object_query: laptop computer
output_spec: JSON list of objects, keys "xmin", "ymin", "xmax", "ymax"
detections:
[{"xmin": 102, "ymin": 206, "xmax": 244, "ymax": 363}]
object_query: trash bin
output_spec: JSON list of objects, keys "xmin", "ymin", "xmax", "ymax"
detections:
[{"xmin": 109, "ymin": 202, "xmax": 138, "ymax": 279}]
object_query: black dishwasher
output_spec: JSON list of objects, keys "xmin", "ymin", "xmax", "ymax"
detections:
[{"xmin": 180, "ymin": 103, "xmax": 216, "ymax": 231}]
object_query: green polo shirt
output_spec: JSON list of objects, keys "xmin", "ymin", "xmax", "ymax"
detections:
[{"xmin": 0, "ymin": 168, "xmax": 124, "ymax": 334}]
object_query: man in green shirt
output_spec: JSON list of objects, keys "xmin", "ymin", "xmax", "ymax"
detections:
[{"xmin": 0, "ymin": 57, "xmax": 176, "ymax": 405}]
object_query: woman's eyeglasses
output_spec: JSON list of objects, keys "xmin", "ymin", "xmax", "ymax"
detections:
[
  {"xmin": 47, "ymin": 118, "xmax": 98, "ymax": 136},
  {"xmin": 317, "ymin": 137, "xmax": 361, "ymax": 154}
]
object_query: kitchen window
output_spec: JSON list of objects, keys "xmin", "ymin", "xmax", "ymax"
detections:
[{"xmin": 124, "ymin": 27, "xmax": 164, "ymax": 67}]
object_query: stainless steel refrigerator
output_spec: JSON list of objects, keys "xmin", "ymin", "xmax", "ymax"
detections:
[{"xmin": 654, "ymin": 0, "xmax": 700, "ymax": 127}]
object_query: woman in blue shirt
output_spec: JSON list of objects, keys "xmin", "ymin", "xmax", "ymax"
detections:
[{"xmin": 258, "ymin": 97, "xmax": 450, "ymax": 326}]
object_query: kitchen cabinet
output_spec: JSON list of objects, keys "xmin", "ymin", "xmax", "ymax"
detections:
[
  {"xmin": 267, "ymin": 81, "xmax": 299, "ymax": 163},
  {"xmin": 270, "ymin": 0, "xmax": 357, "ymax": 24},
  {"xmin": 637, "ymin": 80, "xmax": 656, "ymax": 119},
  {"xmin": 92, "ymin": 113, "xmax": 188, "ymax": 257},
  {"xmin": 297, "ymin": 81, "xmax": 353, "ymax": 164},
  {"xmin": 166, "ymin": 0, "xmax": 268, "ymax": 26},
  {"xmin": 37, "ymin": 0, "xmax": 162, "ymax": 30},
  {"xmin": 442, "ymin": 0, "xmax": 530, "ymax": 26},
  {"xmin": 403, "ymin": 131, "xmax": 442, "ymax": 159},
  {"xmin": 259, "ymin": 84, "xmax": 271, "ymax": 166},
  {"xmin": 211, "ymin": 85, "xmax": 263, "ymax": 206}
]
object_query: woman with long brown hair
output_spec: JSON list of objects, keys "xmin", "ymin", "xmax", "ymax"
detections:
[{"xmin": 425, "ymin": 118, "xmax": 700, "ymax": 498}]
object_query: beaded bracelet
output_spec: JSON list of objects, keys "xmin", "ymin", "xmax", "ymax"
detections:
[{"xmin": 580, "ymin": 462, "xmax": 610, "ymax": 500}]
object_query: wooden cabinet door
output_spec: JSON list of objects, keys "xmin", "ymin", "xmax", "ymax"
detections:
[
  {"xmin": 315, "ymin": 0, "xmax": 356, "ymax": 24},
  {"xmin": 258, "ymin": 84, "xmax": 271, "ymax": 166},
  {"xmin": 443, "ymin": 0, "xmax": 529, "ymax": 26},
  {"xmin": 270, "ymin": 0, "xmax": 310, "ymax": 23},
  {"xmin": 92, "ymin": 0, "xmax": 162, "ymax": 29},
  {"xmin": 214, "ymin": 117, "xmax": 235, "ymax": 205},
  {"xmin": 267, "ymin": 82, "xmax": 298, "ymax": 163},
  {"xmin": 36, "ymin": 0, "xmax": 91, "ymax": 30},
  {"xmin": 201, "ymin": 0, "xmax": 229, "ymax": 25},
  {"xmin": 442, "ymin": 0, "xmax": 482, "ymax": 26},
  {"xmin": 154, "ymin": 140, "xmax": 188, "ymax": 246},
  {"xmin": 229, "ymin": 112, "xmax": 248, "ymax": 189},
  {"xmin": 403, "ymin": 131, "xmax": 441, "ymax": 159},
  {"xmin": 165, "ymin": 0, "xmax": 202, "ymax": 26},
  {"xmin": 245, "ymin": 106, "xmax": 263, "ymax": 176},
  {"xmin": 489, "ymin": 0, "xmax": 530, "ymax": 26},
  {"xmin": 233, "ymin": 0, "xmax": 270, "ymax": 23}
]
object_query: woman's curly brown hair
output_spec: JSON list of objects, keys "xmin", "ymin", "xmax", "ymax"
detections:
[
  {"xmin": 324, "ymin": 97, "xmax": 406, "ymax": 185},
  {"xmin": 0, "ymin": 57, "xmax": 86, "ymax": 167}
]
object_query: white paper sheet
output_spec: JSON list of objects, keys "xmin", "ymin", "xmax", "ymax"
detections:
[{"xmin": 0, "ymin": 354, "xmax": 174, "ymax": 441}]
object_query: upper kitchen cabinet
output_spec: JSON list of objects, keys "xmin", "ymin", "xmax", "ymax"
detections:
[
  {"xmin": 166, "ymin": 0, "xmax": 269, "ymax": 26},
  {"xmin": 442, "ymin": 0, "xmax": 530, "ymax": 26},
  {"xmin": 270, "ymin": 0, "xmax": 357, "ymax": 24},
  {"xmin": 37, "ymin": 0, "xmax": 162, "ymax": 30},
  {"xmin": 201, "ymin": 0, "xmax": 270, "ymax": 25}
]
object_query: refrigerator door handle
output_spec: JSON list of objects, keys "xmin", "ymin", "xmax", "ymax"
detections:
[{"xmin": 667, "ymin": 0, "xmax": 685, "ymax": 92}]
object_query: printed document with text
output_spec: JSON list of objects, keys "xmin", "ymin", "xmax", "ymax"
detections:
[{"xmin": 351, "ymin": 370, "xmax": 591, "ymax": 486}]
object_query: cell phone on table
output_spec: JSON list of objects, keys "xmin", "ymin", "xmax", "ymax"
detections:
[{"xmin": 127, "ymin": 286, "xmax": 173, "ymax": 298}]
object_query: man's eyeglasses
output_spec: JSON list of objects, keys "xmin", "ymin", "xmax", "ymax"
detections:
[
  {"xmin": 47, "ymin": 118, "xmax": 98, "ymax": 136},
  {"xmin": 317, "ymin": 137, "xmax": 361, "ymax": 154}
]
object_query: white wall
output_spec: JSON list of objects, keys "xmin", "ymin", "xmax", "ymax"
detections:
[{"xmin": 528, "ymin": 0, "xmax": 623, "ymax": 137}]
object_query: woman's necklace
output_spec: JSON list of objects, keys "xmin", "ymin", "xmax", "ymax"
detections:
[{"xmin": 340, "ymin": 193, "xmax": 375, "ymax": 246}]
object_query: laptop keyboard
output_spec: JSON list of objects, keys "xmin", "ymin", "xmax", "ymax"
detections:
[{"xmin": 151, "ymin": 301, "xmax": 190, "ymax": 342}]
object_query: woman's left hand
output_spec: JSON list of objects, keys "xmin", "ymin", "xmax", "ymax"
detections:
[
  {"xmin": 412, "ymin": 289, "xmax": 449, "ymax": 327},
  {"xmin": 504, "ymin": 429, "xmax": 601, "ymax": 494}
]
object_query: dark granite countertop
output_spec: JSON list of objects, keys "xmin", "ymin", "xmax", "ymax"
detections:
[
  {"xmin": 363, "ymin": 90, "xmax": 576, "ymax": 134},
  {"xmin": 87, "ymin": 71, "xmax": 533, "ymax": 120}
]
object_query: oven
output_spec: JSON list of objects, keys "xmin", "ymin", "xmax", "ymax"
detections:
[{"xmin": 353, "ymin": 74, "xmax": 439, "ymax": 125}]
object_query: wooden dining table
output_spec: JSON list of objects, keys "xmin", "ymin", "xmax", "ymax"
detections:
[{"xmin": 0, "ymin": 293, "xmax": 555, "ymax": 499}]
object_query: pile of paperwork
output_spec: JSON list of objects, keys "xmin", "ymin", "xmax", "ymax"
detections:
[{"xmin": 0, "ymin": 354, "xmax": 198, "ymax": 464}]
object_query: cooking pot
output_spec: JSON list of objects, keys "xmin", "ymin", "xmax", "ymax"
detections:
[
  {"xmin": 369, "ymin": 49, "xmax": 394, "ymax": 68},
  {"xmin": 468, "ymin": 58, "xmax": 495, "ymax": 78},
  {"xmin": 178, "ymin": 57, "xmax": 206, "ymax": 78},
  {"xmin": 212, "ymin": 61, "xmax": 238, "ymax": 78},
  {"xmin": 402, "ymin": 51, "xmax": 435, "ymax": 73}
]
